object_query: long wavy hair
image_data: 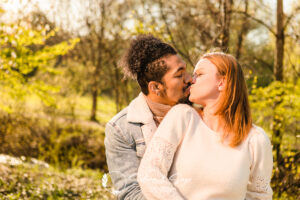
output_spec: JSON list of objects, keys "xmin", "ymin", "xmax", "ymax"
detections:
[{"xmin": 202, "ymin": 52, "xmax": 252, "ymax": 147}]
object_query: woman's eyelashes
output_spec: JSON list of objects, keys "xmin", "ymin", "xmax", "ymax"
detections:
[{"xmin": 193, "ymin": 72, "xmax": 203, "ymax": 80}]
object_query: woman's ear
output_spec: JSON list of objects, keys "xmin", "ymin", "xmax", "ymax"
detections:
[
  {"xmin": 148, "ymin": 81, "xmax": 161, "ymax": 96},
  {"xmin": 218, "ymin": 76, "xmax": 226, "ymax": 91}
]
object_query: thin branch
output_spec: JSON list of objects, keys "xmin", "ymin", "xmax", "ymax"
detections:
[
  {"xmin": 206, "ymin": 28, "xmax": 224, "ymax": 51},
  {"xmin": 158, "ymin": 0, "xmax": 194, "ymax": 66},
  {"xmin": 283, "ymin": 6, "xmax": 300, "ymax": 30},
  {"xmin": 286, "ymin": 48, "xmax": 300, "ymax": 77},
  {"xmin": 250, "ymin": 55, "xmax": 273, "ymax": 72},
  {"xmin": 233, "ymin": 10, "xmax": 276, "ymax": 36},
  {"xmin": 236, "ymin": 0, "xmax": 249, "ymax": 60},
  {"xmin": 205, "ymin": 0, "xmax": 219, "ymax": 19}
]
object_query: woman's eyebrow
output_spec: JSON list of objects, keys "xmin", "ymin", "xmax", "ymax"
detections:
[{"xmin": 194, "ymin": 67, "xmax": 204, "ymax": 73}]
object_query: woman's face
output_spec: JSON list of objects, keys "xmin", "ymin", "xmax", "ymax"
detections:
[{"xmin": 189, "ymin": 58, "xmax": 223, "ymax": 106}]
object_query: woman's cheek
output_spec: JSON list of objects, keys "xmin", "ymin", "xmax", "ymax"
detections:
[{"xmin": 190, "ymin": 86, "xmax": 199, "ymax": 101}]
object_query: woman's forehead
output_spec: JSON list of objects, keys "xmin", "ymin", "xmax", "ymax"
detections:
[{"xmin": 194, "ymin": 58, "xmax": 215, "ymax": 72}]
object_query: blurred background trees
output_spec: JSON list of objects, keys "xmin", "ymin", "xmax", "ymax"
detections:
[{"xmin": 0, "ymin": 0, "xmax": 299, "ymax": 199}]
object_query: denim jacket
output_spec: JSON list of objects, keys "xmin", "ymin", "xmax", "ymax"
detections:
[{"xmin": 105, "ymin": 93, "xmax": 157, "ymax": 200}]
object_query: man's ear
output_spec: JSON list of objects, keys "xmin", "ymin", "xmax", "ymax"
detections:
[
  {"xmin": 148, "ymin": 81, "xmax": 161, "ymax": 96},
  {"xmin": 218, "ymin": 76, "xmax": 226, "ymax": 91}
]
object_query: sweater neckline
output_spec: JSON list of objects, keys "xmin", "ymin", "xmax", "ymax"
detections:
[
  {"xmin": 197, "ymin": 114, "xmax": 234, "ymax": 146},
  {"xmin": 197, "ymin": 114, "xmax": 221, "ymax": 138}
]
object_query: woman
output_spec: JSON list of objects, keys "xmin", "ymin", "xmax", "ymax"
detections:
[{"xmin": 137, "ymin": 52, "xmax": 273, "ymax": 200}]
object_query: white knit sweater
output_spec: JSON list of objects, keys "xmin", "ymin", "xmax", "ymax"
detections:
[{"xmin": 138, "ymin": 104, "xmax": 273, "ymax": 200}]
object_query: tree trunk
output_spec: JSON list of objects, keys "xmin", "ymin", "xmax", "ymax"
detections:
[
  {"xmin": 113, "ymin": 61, "xmax": 121, "ymax": 113},
  {"xmin": 275, "ymin": 0, "xmax": 284, "ymax": 81},
  {"xmin": 124, "ymin": 79, "xmax": 130, "ymax": 105},
  {"xmin": 90, "ymin": 63, "xmax": 101, "ymax": 122},
  {"xmin": 235, "ymin": 0, "xmax": 248, "ymax": 60},
  {"xmin": 272, "ymin": 0, "xmax": 285, "ymax": 191},
  {"xmin": 90, "ymin": 83, "xmax": 98, "ymax": 122},
  {"xmin": 221, "ymin": 0, "xmax": 233, "ymax": 52}
]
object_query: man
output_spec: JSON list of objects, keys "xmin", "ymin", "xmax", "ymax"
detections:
[{"xmin": 104, "ymin": 34, "xmax": 192, "ymax": 199}]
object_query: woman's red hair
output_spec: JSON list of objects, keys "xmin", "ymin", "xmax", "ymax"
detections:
[{"xmin": 202, "ymin": 52, "xmax": 252, "ymax": 147}]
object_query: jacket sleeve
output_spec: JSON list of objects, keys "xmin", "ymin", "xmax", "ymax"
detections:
[{"xmin": 105, "ymin": 121, "xmax": 146, "ymax": 200}]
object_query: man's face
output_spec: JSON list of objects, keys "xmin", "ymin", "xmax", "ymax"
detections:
[{"xmin": 160, "ymin": 54, "xmax": 192, "ymax": 106}]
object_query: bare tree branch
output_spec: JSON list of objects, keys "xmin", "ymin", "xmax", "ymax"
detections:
[
  {"xmin": 157, "ymin": 0, "xmax": 194, "ymax": 66},
  {"xmin": 250, "ymin": 55, "xmax": 273, "ymax": 72},
  {"xmin": 236, "ymin": 0, "xmax": 249, "ymax": 60},
  {"xmin": 205, "ymin": 0, "xmax": 219, "ymax": 20},
  {"xmin": 283, "ymin": 6, "xmax": 300, "ymax": 30},
  {"xmin": 233, "ymin": 10, "xmax": 276, "ymax": 36},
  {"xmin": 286, "ymin": 48, "xmax": 300, "ymax": 77}
]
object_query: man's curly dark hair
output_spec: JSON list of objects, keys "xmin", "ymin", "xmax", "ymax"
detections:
[{"xmin": 122, "ymin": 34, "xmax": 177, "ymax": 95}]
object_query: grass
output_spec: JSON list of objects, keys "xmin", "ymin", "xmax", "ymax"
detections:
[
  {"xmin": 0, "ymin": 94, "xmax": 118, "ymax": 199},
  {"xmin": 0, "ymin": 91, "xmax": 298, "ymax": 199},
  {"xmin": 0, "ymin": 91, "xmax": 119, "ymax": 199},
  {"xmin": 0, "ymin": 155, "xmax": 115, "ymax": 200},
  {"xmin": 22, "ymin": 94, "xmax": 118, "ymax": 124}
]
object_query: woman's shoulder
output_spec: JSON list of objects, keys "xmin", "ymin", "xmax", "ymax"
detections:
[
  {"xmin": 247, "ymin": 125, "xmax": 272, "ymax": 146},
  {"xmin": 162, "ymin": 104, "xmax": 199, "ymax": 128},
  {"xmin": 155, "ymin": 104, "xmax": 199, "ymax": 144},
  {"xmin": 168, "ymin": 104, "xmax": 198, "ymax": 116},
  {"xmin": 246, "ymin": 125, "xmax": 273, "ymax": 172}
]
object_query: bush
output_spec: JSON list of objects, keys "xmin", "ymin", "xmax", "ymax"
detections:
[
  {"xmin": 249, "ymin": 79, "xmax": 300, "ymax": 199},
  {"xmin": 0, "ymin": 112, "xmax": 107, "ymax": 170}
]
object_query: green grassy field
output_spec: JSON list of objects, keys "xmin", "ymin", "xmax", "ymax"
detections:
[
  {"xmin": 16, "ymin": 94, "xmax": 118, "ymax": 123},
  {"xmin": 0, "ymin": 93, "xmax": 298, "ymax": 199},
  {"xmin": 0, "ymin": 155, "xmax": 114, "ymax": 200},
  {"xmin": 0, "ymin": 94, "xmax": 118, "ymax": 199}
]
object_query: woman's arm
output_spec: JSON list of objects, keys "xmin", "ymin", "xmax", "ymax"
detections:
[
  {"xmin": 137, "ymin": 104, "xmax": 195, "ymax": 200},
  {"xmin": 138, "ymin": 136, "xmax": 184, "ymax": 200},
  {"xmin": 246, "ymin": 126, "xmax": 273, "ymax": 200}
]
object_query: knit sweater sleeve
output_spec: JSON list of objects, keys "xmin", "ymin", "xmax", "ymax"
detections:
[
  {"xmin": 246, "ymin": 126, "xmax": 273, "ymax": 200},
  {"xmin": 137, "ymin": 104, "xmax": 195, "ymax": 200}
]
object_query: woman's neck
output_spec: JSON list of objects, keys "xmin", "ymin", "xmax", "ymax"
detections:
[{"xmin": 200, "ymin": 103, "xmax": 225, "ymax": 134}]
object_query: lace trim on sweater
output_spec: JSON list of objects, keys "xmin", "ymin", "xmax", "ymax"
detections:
[{"xmin": 138, "ymin": 136, "xmax": 184, "ymax": 200}]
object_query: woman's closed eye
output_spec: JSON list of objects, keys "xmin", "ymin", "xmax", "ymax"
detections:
[{"xmin": 193, "ymin": 72, "xmax": 203, "ymax": 79}]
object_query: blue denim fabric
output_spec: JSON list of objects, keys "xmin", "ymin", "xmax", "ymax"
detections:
[{"xmin": 105, "ymin": 107, "xmax": 146, "ymax": 200}]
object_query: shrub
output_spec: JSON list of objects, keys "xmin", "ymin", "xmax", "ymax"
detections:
[{"xmin": 0, "ymin": 112, "xmax": 107, "ymax": 170}]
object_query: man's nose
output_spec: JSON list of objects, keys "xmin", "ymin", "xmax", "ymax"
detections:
[{"xmin": 185, "ymin": 73, "xmax": 193, "ymax": 85}]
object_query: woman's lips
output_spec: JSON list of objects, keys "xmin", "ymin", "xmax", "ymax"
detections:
[
  {"xmin": 189, "ymin": 85, "xmax": 193, "ymax": 93},
  {"xmin": 184, "ymin": 85, "xmax": 191, "ymax": 95}
]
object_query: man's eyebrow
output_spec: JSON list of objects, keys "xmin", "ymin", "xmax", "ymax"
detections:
[{"xmin": 174, "ymin": 66, "xmax": 185, "ymax": 74}]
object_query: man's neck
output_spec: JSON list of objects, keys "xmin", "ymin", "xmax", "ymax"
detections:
[{"xmin": 144, "ymin": 94, "xmax": 172, "ymax": 126}]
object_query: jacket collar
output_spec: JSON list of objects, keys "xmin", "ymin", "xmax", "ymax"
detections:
[{"xmin": 127, "ymin": 92, "xmax": 154, "ymax": 124}]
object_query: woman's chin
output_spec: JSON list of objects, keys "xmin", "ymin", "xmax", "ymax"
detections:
[
  {"xmin": 189, "ymin": 96, "xmax": 197, "ymax": 104},
  {"xmin": 189, "ymin": 96, "xmax": 203, "ymax": 105}
]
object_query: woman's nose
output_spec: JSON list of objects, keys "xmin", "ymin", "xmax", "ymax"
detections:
[{"xmin": 192, "ymin": 75, "xmax": 196, "ymax": 84}]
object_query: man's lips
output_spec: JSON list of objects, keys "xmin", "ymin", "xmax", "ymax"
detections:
[{"xmin": 184, "ymin": 85, "xmax": 191, "ymax": 94}]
